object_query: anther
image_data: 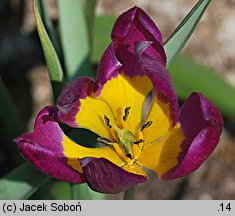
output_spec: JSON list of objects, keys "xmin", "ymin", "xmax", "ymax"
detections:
[
  {"xmin": 104, "ymin": 115, "xmax": 112, "ymax": 128},
  {"xmin": 122, "ymin": 107, "xmax": 131, "ymax": 121},
  {"xmin": 97, "ymin": 137, "xmax": 113, "ymax": 146},
  {"xmin": 126, "ymin": 153, "xmax": 133, "ymax": 160},
  {"xmin": 134, "ymin": 139, "xmax": 144, "ymax": 144},
  {"xmin": 141, "ymin": 120, "xmax": 153, "ymax": 131}
]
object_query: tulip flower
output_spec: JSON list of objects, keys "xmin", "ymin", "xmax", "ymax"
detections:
[{"xmin": 15, "ymin": 7, "xmax": 223, "ymax": 194}]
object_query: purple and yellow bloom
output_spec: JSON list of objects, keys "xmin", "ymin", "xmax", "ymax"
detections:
[{"xmin": 15, "ymin": 7, "xmax": 223, "ymax": 194}]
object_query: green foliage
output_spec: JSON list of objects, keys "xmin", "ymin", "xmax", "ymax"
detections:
[
  {"xmin": 91, "ymin": 15, "xmax": 116, "ymax": 63},
  {"xmin": 0, "ymin": 78, "xmax": 24, "ymax": 165},
  {"xmin": 84, "ymin": 0, "xmax": 97, "ymax": 50},
  {"xmin": 0, "ymin": 162, "xmax": 50, "ymax": 200},
  {"xmin": 33, "ymin": 0, "xmax": 65, "ymax": 99},
  {"xmin": 164, "ymin": 0, "xmax": 211, "ymax": 67},
  {"xmin": 57, "ymin": 0, "xmax": 93, "ymax": 80},
  {"xmin": 169, "ymin": 55, "xmax": 235, "ymax": 120},
  {"xmin": 50, "ymin": 181, "xmax": 71, "ymax": 200},
  {"xmin": 71, "ymin": 184, "xmax": 104, "ymax": 200},
  {"xmin": 36, "ymin": 0, "xmax": 63, "ymax": 60}
]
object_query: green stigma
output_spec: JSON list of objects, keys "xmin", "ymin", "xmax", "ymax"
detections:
[
  {"xmin": 102, "ymin": 107, "xmax": 151, "ymax": 160},
  {"xmin": 113, "ymin": 125, "xmax": 136, "ymax": 159}
]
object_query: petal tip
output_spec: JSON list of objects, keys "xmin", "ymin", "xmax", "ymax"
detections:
[
  {"xmin": 55, "ymin": 77, "xmax": 95, "ymax": 127},
  {"xmin": 161, "ymin": 93, "xmax": 223, "ymax": 180}
]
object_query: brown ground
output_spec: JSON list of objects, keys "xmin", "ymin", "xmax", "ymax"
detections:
[{"xmin": 1, "ymin": 0, "xmax": 235, "ymax": 199}]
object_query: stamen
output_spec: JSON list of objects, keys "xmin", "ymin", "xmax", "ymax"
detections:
[
  {"xmin": 104, "ymin": 115, "xmax": 112, "ymax": 128},
  {"xmin": 122, "ymin": 107, "xmax": 131, "ymax": 121},
  {"xmin": 97, "ymin": 137, "xmax": 113, "ymax": 146},
  {"xmin": 126, "ymin": 153, "xmax": 133, "ymax": 159},
  {"xmin": 141, "ymin": 120, "xmax": 153, "ymax": 131},
  {"xmin": 134, "ymin": 139, "xmax": 144, "ymax": 144}
]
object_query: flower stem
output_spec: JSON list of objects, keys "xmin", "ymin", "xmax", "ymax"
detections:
[
  {"xmin": 71, "ymin": 184, "xmax": 80, "ymax": 200},
  {"xmin": 123, "ymin": 186, "xmax": 136, "ymax": 200}
]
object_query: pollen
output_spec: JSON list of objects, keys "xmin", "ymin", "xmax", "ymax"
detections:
[
  {"xmin": 141, "ymin": 120, "xmax": 153, "ymax": 131},
  {"xmin": 122, "ymin": 107, "xmax": 131, "ymax": 121},
  {"xmin": 104, "ymin": 115, "xmax": 112, "ymax": 128}
]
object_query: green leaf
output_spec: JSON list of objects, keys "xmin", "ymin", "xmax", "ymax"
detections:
[
  {"xmin": 36, "ymin": 0, "xmax": 63, "ymax": 61},
  {"xmin": 57, "ymin": 0, "xmax": 93, "ymax": 80},
  {"xmin": 91, "ymin": 15, "xmax": 116, "ymax": 64},
  {"xmin": 33, "ymin": 0, "xmax": 65, "ymax": 99},
  {"xmin": 164, "ymin": 0, "xmax": 211, "ymax": 67},
  {"xmin": 51, "ymin": 181, "xmax": 71, "ymax": 200},
  {"xmin": 0, "ymin": 162, "xmax": 50, "ymax": 200},
  {"xmin": 169, "ymin": 55, "xmax": 235, "ymax": 121},
  {"xmin": 71, "ymin": 184, "xmax": 104, "ymax": 200},
  {"xmin": 0, "ymin": 78, "xmax": 24, "ymax": 138},
  {"xmin": 0, "ymin": 77, "xmax": 24, "ymax": 165},
  {"xmin": 84, "ymin": 0, "xmax": 97, "ymax": 50}
]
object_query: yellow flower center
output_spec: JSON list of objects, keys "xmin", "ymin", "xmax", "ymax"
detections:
[{"xmin": 98, "ymin": 107, "xmax": 152, "ymax": 164}]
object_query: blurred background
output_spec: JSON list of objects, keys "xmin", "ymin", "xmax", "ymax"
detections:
[{"xmin": 0, "ymin": 0, "xmax": 235, "ymax": 199}]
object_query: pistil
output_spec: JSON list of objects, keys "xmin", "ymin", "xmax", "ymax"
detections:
[{"xmin": 101, "ymin": 108, "xmax": 153, "ymax": 163}]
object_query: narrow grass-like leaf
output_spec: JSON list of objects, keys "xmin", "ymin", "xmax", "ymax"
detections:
[
  {"xmin": 71, "ymin": 184, "xmax": 104, "ymax": 200},
  {"xmin": 0, "ymin": 78, "xmax": 24, "ymax": 138},
  {"xmin": 28, "ymin": 180, "xmax": 53, "ymax": 199},
  {"xmin": 28, "ymin": 180, "xmax": 71, "ymax": 200},
  {"xmin": 169, "ymin": 55, "xmax": 235, "ymax": 120},
  {"xmin": 84, "ymin": 0, "xmax": 97, "ymax": 50},
  {"xmin": 33, "ymin": 0, "xmax": 65, "ymax": 99},
  {"xmin": 164, "ymin": 0, "xmax": 211, "ymax": 67},
  {"xmin": 36, "ymin": 0, "xmax": 63, "ymax": 61},
  {"xmin": 57, "ymin": 0, "xmax": 93, "ymax": 80},
  {"xmin": 91, "ymin": 15, "xmax": 116, "ymax": 64},
  {"xmin": 51, "ymin": 181, "xmax": 71, "ymax": 200},
  {"xmin": 0, "ymin": 78, "xmax": 24, "ymax": 164},
  {"xmin": 0, "ymin": 162, "xmax": 50, "ymax": 200}
]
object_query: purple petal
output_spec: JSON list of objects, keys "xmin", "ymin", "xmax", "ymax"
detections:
[
  {"xmin": 96, "ymin": 44, "xmax": 122, "ymax": 86},
  {"xmin": 114, "ymin": 44, "xmax": 179, "ymax": 124},
  {"xmin": 80, "ymin": 158, "xmax": 147, "ymax": 194},
  {"xmin": 55, "ymin": 77, "xmax": 95, "ymax": 127},
  {"xmin": 111, "ymin": 6, "xmax": 166, "ymax": 65},
  {"xmin": 137, "ymin": 51, "xmax": 179, "ymax": 124},
  {"xmin": 96, "ymin": 44, "xmax": 143, "ymax": 89},
  {"xmin": 96, "ymin": 7, "xmax": 167, "ymax": 89},
  {"xmin": 161, "ymin": 93, "xmax": 223, "ymax": 180},
  {"xmin": 15, "ymin": 106, "xmax": 85, "ymax": 183}
]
